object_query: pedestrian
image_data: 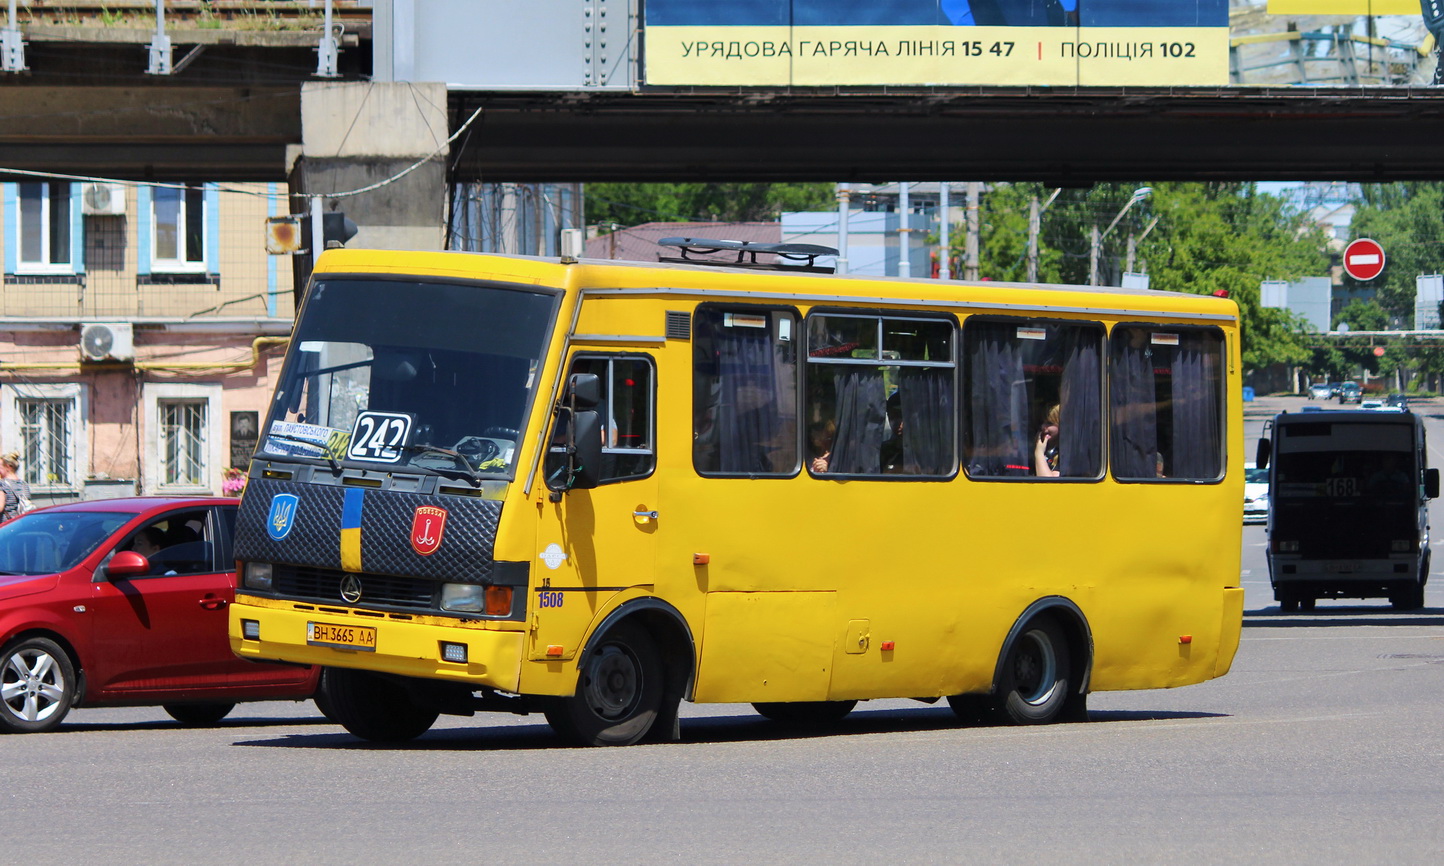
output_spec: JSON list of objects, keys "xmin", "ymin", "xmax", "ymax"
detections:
[{"xmin": 0, "ymin": 451, "xmax": 32, "ymax": 521}]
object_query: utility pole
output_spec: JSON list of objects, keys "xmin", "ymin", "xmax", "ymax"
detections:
[
  {"xmin": 965, "ymin": 181, "xmax": 980, "ymax": 281},
  {"xmin": 1027, "ymin": 196, "xmax": 1040, "ymax": 282},
  {"xmin": 835, "ymin": 183, "xmax": 851, "ymax": 275},
  {"xmin": 938, "ymin": 182, "xmax": 950, "ymax": 280},
  {"xmin": 1089, "ymin": 225, "xmax": 1102, "ymax": 286},
  {"xmin": 897, "ymin": 182, "xmax": 911, "ymax": 278}
]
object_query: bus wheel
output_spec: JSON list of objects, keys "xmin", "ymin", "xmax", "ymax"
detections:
[
  {"xmin": 0, "ymin": 637, "xmax": 76, "ymax": 734},
  {"xmin": 320, "ymin": 668, "xmax": 438, "ymax": 743},
  {"xmin": 992, "ymin": 616, "xmax": 1071, "ymax": 725},
  {"xmin": 546, "ymin": 622, "xmax": 664, "ymax": 747},
  {"xmin": 752, "ymin": 700, "xmax": 857, "ymax": 726},
  {"xmin": 1300, "ymin": 597, "xmax": 1316, "ymax": 612},
  {"xmin": 163, "ymin": 702, "xmax": 235, "ymax": 726},
  {"xmin": 1279, "ymin": 594, "xmax": 1299, "ymax": 614}
]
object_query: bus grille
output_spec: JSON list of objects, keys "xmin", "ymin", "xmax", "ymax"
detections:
[{"xmin": 273, "ymin": 564, "xmax": 437, "ymax": 610}]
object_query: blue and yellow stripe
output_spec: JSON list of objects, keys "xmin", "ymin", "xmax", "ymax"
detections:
[{"xmin": 341, "ymin": 488, "xmax": 364, "ymax": 572}]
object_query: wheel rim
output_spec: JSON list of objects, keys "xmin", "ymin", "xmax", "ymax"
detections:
[
  {"xmin": 581, "ymin": 643, "xmax": 642, "ymax": 721},
  {"xmin": 1012, "ymin": 628, "xmax": 1060, "ymax": 707},
  {"xmin": 1, "ymin": 648, "xmax": 67, "ymax": 723}
]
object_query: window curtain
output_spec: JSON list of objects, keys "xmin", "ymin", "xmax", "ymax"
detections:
[
  {"xmin": 1169, "ymin": 335, "xmax": 1222, "ymax": 479},
  {"xmin": 898, "ymin": 367, "xmax": 953, "ymax": 475},
  {"xmin": 830, "ymin": 368, "xmax": 887, "ymax": 474},
  {"xmin": 699, "ymin": 322, "xmax": 783, "ymax": 474},
  {"xmin": 1110, "ymin": 331, "xmax": 1158, "ymax": 478},
  {"xmin": 966, "ymin": 325, "xmax": 1030, "ymax": 476},
  {"xmin": 1058, "ymin": 329, "xmax": 1102, "ymax": 477}
]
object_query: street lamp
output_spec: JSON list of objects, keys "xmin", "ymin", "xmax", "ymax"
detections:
[{"xmin": 1090, "ymin": 187, "xmax": 1153, "ymax": 286}]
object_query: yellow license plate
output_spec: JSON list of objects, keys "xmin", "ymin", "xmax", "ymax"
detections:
[{"xmin": 307, "ymin": 621, "xmax": 377, "ymax": 651}]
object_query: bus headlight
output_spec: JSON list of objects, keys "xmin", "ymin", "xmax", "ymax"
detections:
[
  {"xmin": 242, "ymin": 562, "xmax": 273, "ymax": 590},
  {"xmin": 441, "ymin": 582, "xmax": 485, "ymax": 612}
]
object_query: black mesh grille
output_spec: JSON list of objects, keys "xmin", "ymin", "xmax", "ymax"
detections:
[
  {"xmin": 666, "ymin": 310, "xmax": 691, "ymax": 340},
  {"xmin": 275, "ymin": 564, "xmax": 437, "ymax": 610}
]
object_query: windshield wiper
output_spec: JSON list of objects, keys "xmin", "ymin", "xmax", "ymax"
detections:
[
  {"xmin": 261, "ymin": 432, "xmax": 341, "ymax": 474},
  {"xmin": 397, "ymin": 444, "xmax": 482, "ymax": 487}
]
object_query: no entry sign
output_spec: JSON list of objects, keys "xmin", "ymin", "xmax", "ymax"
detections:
[{"xmin": 1343, "ymin": 238, "xmax": 1386, "ymax": 281}]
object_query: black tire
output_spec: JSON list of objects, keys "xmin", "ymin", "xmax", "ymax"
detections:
[
  {"xmin": 0, "ymin": 636, "xmax": 77, "ymax": 734},
  {"xmin": 320, "ymin": 667, "xmax": 438, "ymax": 743},
  {"xmin": 1300, "ymin": 597, "xmax": 1316, "ymax": 611},
  {"xmin": 992, "ymin": 616, "xmax": 1071, "ymax": 725},
  {"xmin": 1391, "ymin": 582, "xmax": 1425, "ymax": 611},
  {"xmin": 752, "ymin": 700, "xmax": 857, "ymax": 726},
  {"xmin": 1279, "ymin": 594, "xmax": 1299, "ymax": 613},
  {"xmin": 545, "ymin": 622, "xmax": 665, "ymax": 746},
  {"xmin": 163, "ymin": 702, "xmax": 235, "ymax": 726},
  {"xmin": 945, "ymin": 694, "xmax": 989, "ymax": 725}
]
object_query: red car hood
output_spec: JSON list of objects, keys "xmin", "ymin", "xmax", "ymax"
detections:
[{"xmin": 0, "ymin": 573, "xmax": 62, "ymax": 602}]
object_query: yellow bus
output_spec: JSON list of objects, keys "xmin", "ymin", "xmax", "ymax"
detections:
[{"xmin": 229, "ymin": 241, "xmax": 1244, "ymax": 746}]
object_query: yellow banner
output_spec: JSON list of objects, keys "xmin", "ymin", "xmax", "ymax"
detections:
[
  {"xmin": 645, "ymin": 26, "xmax": 1229, "ymax": 87},
  {"xmin": 1266, "ymin": 1, "xmax": 1422, "ymax": 13}
]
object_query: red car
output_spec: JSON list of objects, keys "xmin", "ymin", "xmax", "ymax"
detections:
[{"xmin": 0, "ymin": 497, "xmax": 318, "ymax": 733}]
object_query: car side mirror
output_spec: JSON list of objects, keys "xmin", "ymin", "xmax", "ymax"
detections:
[
  {"xmin": 567, "ymin": 373, "xmax": 601, "ymax": 410},
  {"xmin": 1255, "ymin": 438, "xmax": 1271, "ymax": 470},
  {"xmin": 107, "ymin": 550, "xmax": 150, "ymax": 579},
  {"xmin": 1426, "ymin": 468, "xmax": 1439, "ymax": 500}
]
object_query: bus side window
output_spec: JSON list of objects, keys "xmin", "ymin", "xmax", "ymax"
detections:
[
  {"xmin": 693, "ymin": 306, "xmax": 800, "ymax": 476},
  {"xmin": 1109, "ymin": 326, "xmax": 1224, "ymax": 481},
  {"xmin": 545, "ymin": 354, "xmax": 656, "ymax": 485},
  {"xmin": 961, "ymin": 318, "xmax": 1103, "ymax": 480}
]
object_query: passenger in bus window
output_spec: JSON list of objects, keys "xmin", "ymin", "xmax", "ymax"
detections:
[
  {"xmin": 809, "ymin": 419, "xmax": 835, "ymax": 474},
  {"xmin": 1033, "ymin": 404, "xmax": 1061, "ymax": 477},
  {"xmin": 880, "ymin": 392, "xmax": 904, "ymax": 473}
]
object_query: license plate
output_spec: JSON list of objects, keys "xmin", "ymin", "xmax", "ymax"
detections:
[
  {"xmin": 307, "ymin": 621, "xmax": 377, "ymax": 651},
  {"xmin": 1325, "ymin": 562, "xmax": 1358, "ymax": 574}
]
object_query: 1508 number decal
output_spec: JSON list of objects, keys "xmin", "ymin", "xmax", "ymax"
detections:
[{"xmin": 538, "ymin": 590, "xmax": 565, "ymax": 608}]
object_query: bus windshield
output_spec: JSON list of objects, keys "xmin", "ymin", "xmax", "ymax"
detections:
[{"xmin": 258, "ymin": 278, "xmax": 558, "ymax": 479}]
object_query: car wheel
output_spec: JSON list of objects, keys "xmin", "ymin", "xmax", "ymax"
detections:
[
  {"xmin": 545, "ymin": 622, "xmax": 666, "ymax": 746},
  {"xmin": 163, "ymin": 702, "xmax": 236, "ymax": 726},
  {"xmin": 1279, "ymin": 595, "xmax": 1299, "ymax": 613},
  {"xmin": 1300, "ymin": 597, "xmax": 1316, "ymax": 611},
  {"xmin": 991, "ymin": 616, "xmax": 1071, "ymax": 725},
  {"xmin": 0, "ymin": 636, "xmax": 77, "ymax": 734},
  {"xmin": 752, "ymin": 700, "xmax": 857, "ymax": 726},
  {"xmin": 320, "ymin": 667, "xmax": 438, "ymax": 743}
]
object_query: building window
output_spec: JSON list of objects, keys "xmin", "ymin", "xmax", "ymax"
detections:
[
  {"xmin": 18, "ymin": 399, "xmax": 73, "ymax": 487},
  {"xmin": 152, "ymin": 184, "xmax": 206, "ymax": 272},
  {"xmin": 160, "ymin": 401, "xmax": 208, "ymax": 486},
  {"xmin": 17, "ymin": 182, "xmax": 72, "ymax": 273},
  {"xmin": 142, "ymin": 383, "xmax": 221, "ymax": 493},
  {"xmin": 1, "ymin": 383, "xmax": 84, "ymax": 492}
]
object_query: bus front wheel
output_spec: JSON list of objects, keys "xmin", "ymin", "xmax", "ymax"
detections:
[
  {"xmin": 546, "ymin": 622, "xmax": 665, "ymax": 746},
  {"xmin": 992, "ymin": 616, "xmax": 1071, "ymax": 725},
  {"xmin": 320, "ymin": 668, "xmax": 439, "ymax": 743}
]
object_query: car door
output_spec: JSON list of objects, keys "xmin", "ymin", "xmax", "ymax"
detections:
[{"xmin": 85, "ymin": 505, "xmax": 310, "ymax": 697}]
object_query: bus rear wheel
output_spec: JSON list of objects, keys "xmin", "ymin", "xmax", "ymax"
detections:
[
  {"xmin": 752, "ymin": 700, "xmax": 857, "ymax": 727},
  {"xmin": 992, "ymin": 616, "xmax": 1071, "ymax": 725},
  {"xmin": 546, "ymin": 622, "xmax": 665, "ymax": 747},
  {"xmin": 320, "ymin": 668, "xmax": 439, "ymax": 743}
]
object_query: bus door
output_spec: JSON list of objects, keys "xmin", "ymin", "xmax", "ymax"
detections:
[{"xmin": 533, "ymin": 354, "xmax": 659, "ymax": 660}]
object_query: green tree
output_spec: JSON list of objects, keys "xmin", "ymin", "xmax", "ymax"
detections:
[
  {"xmin": 1348, "ymin": 183, "xmax": 1444, "ymax": 325},
  {"xmin": 585, "ymin": 182, "xmax": 835, "ymax": 227},
  {"xmin": 956, "ymin": 182, "xmax": 1329, "ymax": 374}
]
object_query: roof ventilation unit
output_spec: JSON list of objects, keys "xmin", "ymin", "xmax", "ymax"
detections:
[
  {"xmin": 79, "ymin": 323, "xmax": 135, "ymax": 363},
  {"xmin": 81, "ymin": 182, "xmax": 127, "ymax": 216}
]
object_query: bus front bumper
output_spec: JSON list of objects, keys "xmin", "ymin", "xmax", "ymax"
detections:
[{"xmin": 229, "ymin": 595, "xmax": 525, "ymax": 692}]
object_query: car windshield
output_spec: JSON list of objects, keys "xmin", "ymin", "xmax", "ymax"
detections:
[
  {"xmin": 0, "ymin": 511, "xmax": 131, "ymax": 575},
  {"xmin": 258, "ymin": 278, "xmax": 559, "ymax": 481}
]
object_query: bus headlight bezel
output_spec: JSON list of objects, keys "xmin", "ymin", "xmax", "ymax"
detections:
[
  {"xmin": 441, "ymin": 582, "xmax": 486, "ymax": 613},
  {"xmin": 242, "ymin": 561, "xmax": 273, "ymax": 591}
]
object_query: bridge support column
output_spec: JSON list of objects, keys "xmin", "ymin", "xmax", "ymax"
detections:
[{"xmin": 289, "ymin": 81, "xmax": 450, "ymax": 296}]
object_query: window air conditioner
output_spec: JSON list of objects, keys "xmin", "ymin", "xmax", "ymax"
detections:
[
  {"xmin": 79, "ymin": 323, "xmax": 135, "ymax": 363},
  {"xmin": 81, "ymin": 182, "xmax": 127, "ymax": 216}
]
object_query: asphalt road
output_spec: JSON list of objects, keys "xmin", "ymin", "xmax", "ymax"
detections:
[{"xmin": 5, "ymin": 394, "xmax": 1444, "ymax": 863}]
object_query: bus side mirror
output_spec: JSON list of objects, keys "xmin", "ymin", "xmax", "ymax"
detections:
[
  {"xmin": 569, "ymin": 410, "xmax": 603, "ymax": 490},
  {"xmin": 1426, "ymin": 468, "xmax": 1439, "ymax": 500},
  {"xmin": 1255, "ymin": 438, "xmax": 1271, "ymax": 470},
  {"xmin": 568, "ymin": 373, "xmax": 600, "ymax": 410}
]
